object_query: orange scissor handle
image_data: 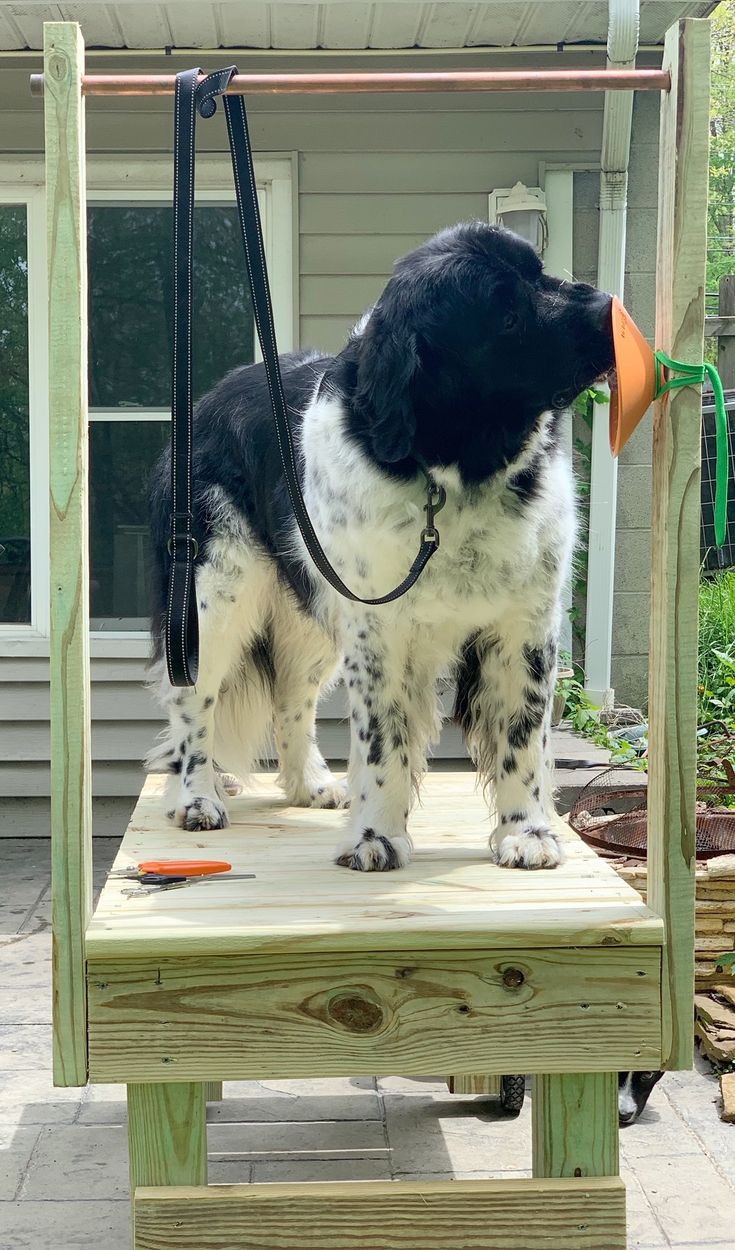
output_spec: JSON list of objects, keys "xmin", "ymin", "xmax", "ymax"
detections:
[{"xmin": 136, "ymin": 859, "xmax": 232, "ymax": 877}]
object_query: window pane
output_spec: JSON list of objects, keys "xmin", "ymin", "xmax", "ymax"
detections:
[
  {"xmin": 89, "ymin": 421, "xmax": 169, "ymax": 630},
  {"xmin": 88, "ymin": 204, "xmax": 254, "ymax": 409},
  {"xmin": 0, "ymin": 205, "xmax": 30, "ymax": 624}
]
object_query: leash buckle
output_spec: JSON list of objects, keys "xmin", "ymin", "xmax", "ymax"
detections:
[{"xmin": 168, "ymin": 510, "xmax": 199, "ymax": 560}]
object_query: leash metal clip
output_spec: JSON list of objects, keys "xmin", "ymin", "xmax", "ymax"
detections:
[{"xmin": 422, "ymin": 480, "xmax": 447, "ymax": 547}]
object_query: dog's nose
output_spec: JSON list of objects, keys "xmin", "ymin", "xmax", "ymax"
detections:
[{"xmin": 618, "ymin": 1110, "xmax": 636, "ymax": 1126}]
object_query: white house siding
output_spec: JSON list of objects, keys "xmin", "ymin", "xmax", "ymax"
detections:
[{"xmin": 0, "ymin": 49, "xmax": 657, "ymax": 834}]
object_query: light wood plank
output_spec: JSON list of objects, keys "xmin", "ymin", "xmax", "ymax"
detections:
[
  {"xmin": 133, "ymin": 1177, "xmax": 626, "ymax": 1250},
  {"xmin": 85, "ymin": 773, "xmax": 663, "ymax": 960},
  {"xmin": 532, "ymin": 1073, "xmax": 619, "ymax": 1178},
  {"xmin": 128, "ymin": 1083, "xmax": 207, "ymax": 1194},
  {"xmin": 648, "ymin": 17, "xmax": 711, "ymax": 1070},
  {"xmin": 45, "ymin": 20, "xmax": 92, "ymax": 1088},
  {"xmin": 86, "ymin": 946, "xmax": 661, "ymax": 1083}
]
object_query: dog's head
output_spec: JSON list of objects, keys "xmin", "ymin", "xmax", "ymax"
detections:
[
  {"xmin": 351, "ymin": 221, "xmax": 614, "ymax": 481},
  {"xmin": 618, "ymin": 1071, "xmax": 664, "ymax": 1125}
]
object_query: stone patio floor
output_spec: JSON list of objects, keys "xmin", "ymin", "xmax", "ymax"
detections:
[{"xmin": 2, "ymin": 834, "xmax": 735, "ymax": 1250}]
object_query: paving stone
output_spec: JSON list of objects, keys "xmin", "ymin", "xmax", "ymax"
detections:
[
  {"xmin": 378, "ymin": 1074, "xmax": 448, "ymax": 1095},
  {"xmin": 20, "ymin": 1123, "xmax": 129, "ymax": 1201},
  {"xmin": 382, "ymin": 1093, "xmax": 530, "ymax": 1174},
  {"xmin": 18, "ymin": 887, "xmax": 52, "ymax": 936},
  {"xmin": 0, "ymin": 841, "xmax": 51, "ymax": 875},
  {"xmin": 0, "ymin": 1026, "xmax": 52, "ymax": 1071},
  {"xmin": 251, "ymin": 1157, "xmax": 392, "ymax": 1183},
  {"xmin": 0, "ymin": 935, "xmax": 52, "ymax": 1025},
  {"xmin": 1, "ymin": 1199, "xmax": 130, "ymax": 1249},
  {"xmin": 208, "ymin": 1077, "xmax": 380, "ymax": 1123},
  {"xmin": 620, "ymin": 1165, "xmax": 668, "ymax": 1249},
  {"xmin": 0, "ymin": 890, "xmax": 48, "ymax": 937},
  {"xmin": 0, "ymin": 1126, "xmax": 42, "ymax": 1200},
  {"xmin": 631, "ymin": 1150, "xmax": 735, "ymax": 1244},
  {"xmin": 0, "ymin": 1069, "xmax": 82, "ymax": 1126},
  {"xmin": 76, "ymin": 1085, "xmax": 127, "ymax": 1126},
  {"xmin": 659, "ymin": 1066, "xmax": 735, "ymax": 1187},
  {"xmin": 392, "ymin": 1169, "xmax": 531, "ymax": 1181},
  {"xmin": 208, "ymin": 1117, "xmax": 387, "ymax": 1165},
  {"xmin": 207, "ymin": 1158, "xmax": 253, "ymax": 1184},
  {"xmin": 619, "ymin": 1083, "xmax": 703, "ymax": 1160}
]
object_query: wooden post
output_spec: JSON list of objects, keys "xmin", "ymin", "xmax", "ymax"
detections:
[
  {"xmin": 128, "ymin": 1084, "xmax": 207, "ymax": 1213},
  {"xmin": 204, "ymin": 1081, "xmax": 223, "ymax": 1102},
  {"xmin": 45, "ymin": 21, "xmax": 92, "ymax": 1087},
  {"xmin": 717, "ymin": 275, "xmax": 735, "ymax": 390},
  {"xmin": 648, "ymin": 17, "xmax": 711, "ymax": 1070},
  {"xmin": 532, "ymin": 1073, "xmax": 619, "ymax": 1178}
]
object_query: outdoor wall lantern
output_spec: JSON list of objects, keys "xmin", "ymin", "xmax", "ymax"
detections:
[{"xmin": 489, "ymin": 181, "xmax": 548, "ymax": 254}]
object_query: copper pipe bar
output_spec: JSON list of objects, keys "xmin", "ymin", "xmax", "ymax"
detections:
[{"xmin": 30, "ymin": 68, "xmax": 670, "ymax": 98}]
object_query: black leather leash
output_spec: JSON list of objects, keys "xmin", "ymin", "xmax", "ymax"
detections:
[{"xmin": 165, "ymin": 67, "xmax": 446, "ymax": 687}]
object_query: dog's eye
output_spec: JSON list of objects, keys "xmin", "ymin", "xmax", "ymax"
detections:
[
  {"xmin": 639, "ymin": 1072, "xmax": 658, "ymax": 1083},
  {"xmin": 551, "ymin": 391, "xmax": 572, "ymax": 409},
  {"xmin": 502, "ymin": 311, "xmax": 519, "ymax": 332}
]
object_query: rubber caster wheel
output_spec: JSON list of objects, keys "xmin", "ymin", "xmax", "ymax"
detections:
[{"xmin": 499, "ymin": 1074, "xmax": 526, "ymax": 1116}]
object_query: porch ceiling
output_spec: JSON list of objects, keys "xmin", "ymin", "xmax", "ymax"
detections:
[{"xmin": 0, "ymin": 2, "xmax": 720, "ymax": 54}]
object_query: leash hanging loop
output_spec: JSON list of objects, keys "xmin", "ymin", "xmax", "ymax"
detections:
[{"xmin": 164, "ymin": 65, "xmax": 444, "ymax": 687}]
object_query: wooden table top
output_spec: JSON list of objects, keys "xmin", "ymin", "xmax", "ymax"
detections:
[{"xmin": 85, "ymin": 772, "xmax": 663, "ymax": 959}]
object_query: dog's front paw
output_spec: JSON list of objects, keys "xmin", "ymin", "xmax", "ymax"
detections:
[
  {"xmin": 335, "ymin": 828, "xmax": 411, "ymax": 872},
  {"xmin": 489, "ymin": 824, "xmax": 563, "ymax": 870},
  {"xmin": 176, "ymin": 794, "xmax": 229, "ymax": 832}
]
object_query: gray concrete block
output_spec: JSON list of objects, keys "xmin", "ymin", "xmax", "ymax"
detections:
[
  {"xmin": 616, "ymin": 467, "xmax": 653, "ymax": 530},
  {"xmin": 619, "ymin": 415, "xmax": 653, "ymax": 467},
  {"xmin": 611, "ymin": 654, "xmax": 649, "ymax": 710},
  {"xmin": 612, "ymin": 593, "xmax": 650, "ymax": 656},
  {"xmin": 615, "ymin": 529, "xmax": 652, "ymax": 595},
  {"xmin": 628, "ymin": 143, "xmax": 659, "ymax": 211}
]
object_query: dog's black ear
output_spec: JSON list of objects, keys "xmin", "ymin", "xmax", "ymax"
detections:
[{"xmin": 354, "ymin": 309, "xmax": 419, "ymax": 463}]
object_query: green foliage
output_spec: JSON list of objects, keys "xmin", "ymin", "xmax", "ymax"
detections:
[
  {"xmin": 557, "ymin": 667, "xmax": 642, "ymax": 766},
  {"xmin": 708, "ymin": 2, "xmax": 735, "ymax": 292},
  {"xmin": 698, "ymin": 570, "xmax": 735, "ymax": 723}
]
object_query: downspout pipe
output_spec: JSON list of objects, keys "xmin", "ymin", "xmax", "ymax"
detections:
[{"xmin": 583, "ymin": 0, "xmax": 639, "ymax": 707}]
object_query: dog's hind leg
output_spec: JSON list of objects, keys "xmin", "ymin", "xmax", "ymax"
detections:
[
  {"xmin": 149, "ymin": 550, "xmax": 274, "ymax": 831},
  {"xmin": 270, "ymin": 600, "xmax": 345, "ymax": 809}
]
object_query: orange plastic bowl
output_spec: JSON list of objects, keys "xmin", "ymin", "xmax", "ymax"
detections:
[{"xmin": 608, "ymin": 295, "xmax": 657, "ymax": 456}]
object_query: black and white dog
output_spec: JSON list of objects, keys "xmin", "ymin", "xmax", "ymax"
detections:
[
  {"xmin": 148, "ymin": 222, "xmax": 613, "ymax": 871},
  {"xmin": 618, "ymin": 1071, "xmax": 664, "ymax": 1125}
]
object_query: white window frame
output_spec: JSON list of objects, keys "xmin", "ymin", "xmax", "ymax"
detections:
[{"xmin": 0, "ymin": 153, "xmax": 297, "ymax": 657}]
